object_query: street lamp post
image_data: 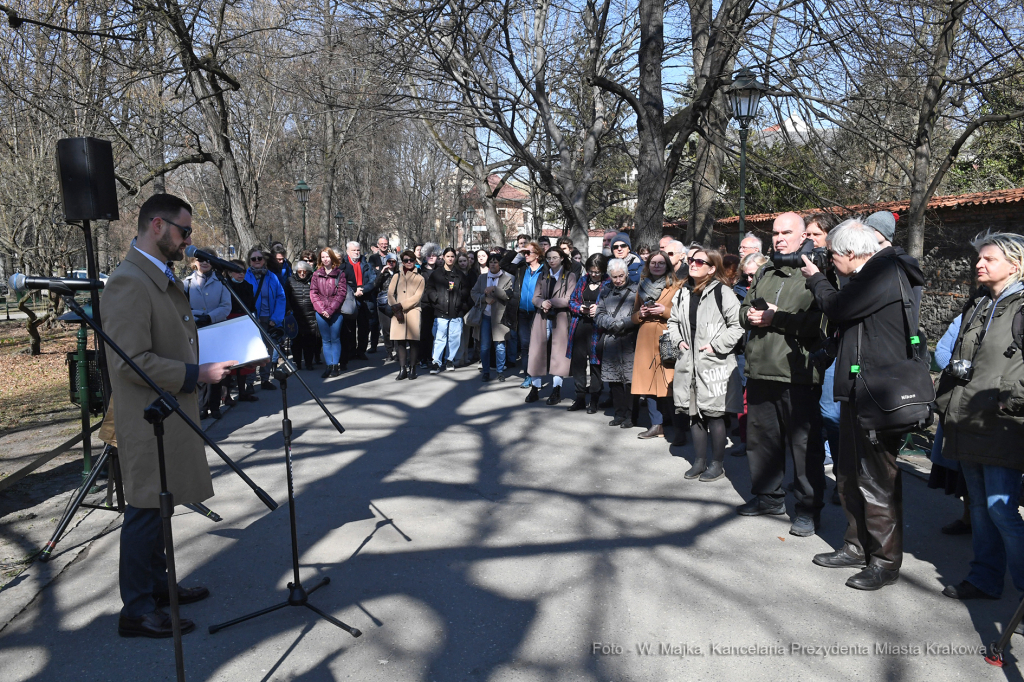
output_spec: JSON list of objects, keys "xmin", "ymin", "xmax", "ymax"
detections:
[
  {"xmin": 294, "ymin": 180, "xmax": 311, "ymax": 249},
  {"xmin": 449, "ymin": 216, "xmax": 459, "ymax": 250},
  {"xmin": 727, "ymin": 67, "xmax": 766, "ymax": 238},
  {"xmin": 334, "ymin": 211, "xmax": 343, "ymax": 249}
]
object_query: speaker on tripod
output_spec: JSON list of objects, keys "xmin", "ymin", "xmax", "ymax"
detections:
[{"xmin": 56, "ymin": 137, "xmax": 119, "ymax": 222}]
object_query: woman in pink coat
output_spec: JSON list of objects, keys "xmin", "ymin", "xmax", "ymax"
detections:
[
  {"xmin": 309, "ymin": 247, "xmax": 348, "ymax": 378},
  {"xmin": 526, "ymin": 248, "xmax": 578, "ymax": 405}
]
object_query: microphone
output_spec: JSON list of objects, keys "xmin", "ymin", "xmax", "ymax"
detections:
[
  {"xmin": 184, "ymin": 245, "xmax": 244, "ymax": 273},
  {"xmin": 9, "ymin": 274, "xmax": 105, "ymax": 292}
]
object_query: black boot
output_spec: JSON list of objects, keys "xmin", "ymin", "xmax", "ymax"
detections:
[
  {"xmin": 409, "ymin": 364, "xmax": 418, "ymax": 380},
  {"xmin": 587, "ymin": 394, "xmax": 599, "ymax": 414},
  {"xmin": 396, "ymin": 366, "xmax": 408, "ymax": 381},
  {"xmin": 525, "ymin": 386, "xmax": 540, "ymax": 403},
  {"xmin": 684, "ymin": 458, "xmax": 707, "ymax": 480},
  {"xmin": 567, "ymin": 395, "xmax": 586, "ymax": 411},
  {"xmin": 546, "ymin": 386, "xmax": 562, "ymax": 405},
  {"xmin": 699, "ymin": 458, "xmax": 725, "ymax": 482},
  {"xmin": 321, "ymin": 365, "xmax": 333, "ymax": 379}
]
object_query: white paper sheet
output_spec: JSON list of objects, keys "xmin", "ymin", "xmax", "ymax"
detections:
[{"xmin": 197, "ymin": 316, "xmax": 270, "ymax": 368}]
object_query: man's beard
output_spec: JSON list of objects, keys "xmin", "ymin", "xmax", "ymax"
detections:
[
  {"xmin": 602, "ymin": 247, "xmax": 611, "ymax": 257},
  {"xmin": 157, "ymin": 229, "xmax": 185, "ymax": 262}
]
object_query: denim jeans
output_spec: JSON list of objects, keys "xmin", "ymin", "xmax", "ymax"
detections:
[
  {"xmin": 507, "ymin": 309, "xmax": 533, "ymax": 365},
  {"xmin": 820, "ymin": 361, "xmax": 841, "ymax": 460},
  {"xmin": 316, "ymin": 312, "xmax": 344, "ymax": 365},
  {"xmin": 960, "ymin": 461, "xmax": 1024, "ymax": 597},
  {"xmin": 479, "ymin": 315, "xmax": 506, "ymax": 374},
  {"xmin": 432, "ymin": 317, "xmax": 463, "ymax": 366}
]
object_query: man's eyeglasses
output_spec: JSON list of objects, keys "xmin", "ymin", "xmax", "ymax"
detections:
[
  {"xmin": 688, "ymin": 257, "xmax": 710, "ymax": 267},
  {"xmin": 612, "ymin": 243, "xmax": 629, "ymax": 250},
  {"xmin": 195, "ymin": 257, "xmax": 208, "ymax": 264},
  {"xmin": 162, "ymin": 217, "xmax": 192, "ymax": 240},
  {"xmin": 665, "ymin": 251, "xmax": 678, "ymax": 257},
  {"xmin": 250, "ymin": 255, "xmax": 264, "ymax": 263},
  {"xmin": 401, "ymin": 258, "xmax": 414, "ymax": 264}
]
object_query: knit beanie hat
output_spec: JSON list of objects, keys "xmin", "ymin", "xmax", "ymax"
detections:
[
  {"xmin": 612, "ymin": 231, "xmax": 632, "ymax": 249},
  {"xmin": 864, "ymin": 211, "xmax": 896, "ymax": 242}
]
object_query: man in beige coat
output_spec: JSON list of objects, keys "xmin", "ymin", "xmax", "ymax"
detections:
[{"xmin": 103, "ymin": 193, "xmax": 235, "ymax": 638}]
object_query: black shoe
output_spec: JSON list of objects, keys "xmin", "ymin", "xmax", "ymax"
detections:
[
  {"xmin": 367, "ymin": 347, "xmax": 378, "ymax": 354},
  {"xmin": 153, "ymin": 585, "xmax": 210, "ymax": 608},
  {"xmin": 409, "ymin": 365, "xmax": 418, "ymax": 380},
  {"xmin": 209, "ymin": 408, "xmax": 222, "ymax": 420},
  {"xmin": 846, "ymin": 565, "xmax": 899, "ymax": 591},
  {"xmin": 525, "ymin": 386, "xmax": 540, "ymax": 403},
  {"xmin": 200, "ymin": 410, "xmax": 209, "ymax": 420},
  {"xmin": 546, "ymin": 387, "xmax": 562, "ymax": 405},
  {"xmin": 338, "ymin": 362, "xmax": 348, "ymax": 372},
  {"xmin": 587, "ymin": 395, "xmax": 599, "ymax": 414},
  {"xmin": 599, "ymin": 397, "xmax": 613, "ymax": 409},
  {"xmin": 567, "ymin": 397, "xmax": 586, "ymax": 411},
  {"xmin": 355, "ymin": 353, "xmax": 368, "ymax": 361},
  {"xmin": 118, "ymin": 610, "xmax": 196, "ymax": 638},
  {"xmin": 446, "ymin": 361, "xmax": 455, "ymax": 371},
  {"xmin": 699, "ymin": 460, "xmax": 725, "ymax": 482},
  {"xmin": 330, "ymin": 365, "xmax": 341, "ymax": 377},
  {"xmin": 789, "ymin": 513, "xmax": 820, "ymax": 537},
  {"xmin": 321, "ymin": 366, "xmax": 333, "ymax": 378},
  {"xmin": 238, "ymin": 393, "xmax": 259, "ymax": 402},
  {"xmin": 941, "ymin": 580, "xmax": 999, "ymax": 600},
  {"xmin": 813, "ymin": 549, "xmax": 867, "ymax": 569},
  {"xmin": 497, "ymin": 373, "xmax": 506, "ymax": 382},
  {"xmin": 941, "ymin": 519, "xmax": 972, "ymax": 535},
  {"xmin": 609, "ymin": 416, "xmax": 626, "ymax": 427},
  {"xmin": 396, "ymin": 367, "xmax": 408, "ymax": 381},
  {"xmin": 736, "ymin": 497, "xmax": 786, "ymax": 516},
  {"xmin": 430, "ymin": 363, "xmax": 442, "ymax": 375},
  {"xmin": 619, "ymin": 419, "xmax": 634, "ymax": 428},
  {"xmin": 261, "ymin": 380, "xmax": 277, "ymax": 390},
  {"xmin": 223, "ymin": 395, "xmax": 236, "ymax": 407},
  {"xmin": 684, "ymin": 458, "xmax": 707, "ymax": 480},
  {"xmin": 482, "ymin": 373, "xmax": 491, "ymax": 382}
]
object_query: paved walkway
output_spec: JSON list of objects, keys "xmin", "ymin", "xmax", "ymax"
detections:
[{"xmin": 0, "ymin": 360, "xmax": 1019, "ymax": 680}]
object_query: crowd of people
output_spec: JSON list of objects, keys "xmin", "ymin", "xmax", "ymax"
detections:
[{"xmin": 184, "ymin": 217, "xmax": 1024, "ymax": 610}]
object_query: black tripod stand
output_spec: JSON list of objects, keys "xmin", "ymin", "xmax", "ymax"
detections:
[{"xmin": 209, "ymin": 362, "xmax": 360, "ymax": 637}]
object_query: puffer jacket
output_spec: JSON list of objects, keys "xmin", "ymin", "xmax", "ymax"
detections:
[
  {"xmin": 937, "ymin": 284, "xmax": 1024, "ymax": 471},
  {"xmin": 426, "ymin": 265, "xmax": 471, "ymax": 319},
  {"xmin": 594, "ymin": 281, "xmax": 638, "ymax": 384},
  {"xmin": 284, "ymin": 273, "xmax": 317, "ymax": 335},
  {"xmin": 739, "ymin": 261, "xmax": 825, "ymax": 385},
  {"xmin": 183, "ymin": 270, "xmax": 231, "ymax": 325},
  {"xmin": 668, "ymin": 280, "xmax": 744, "ymax": 416},
  {"xmin": 309, "ymin": 267, "xmax": 347, "ymax": 318}
]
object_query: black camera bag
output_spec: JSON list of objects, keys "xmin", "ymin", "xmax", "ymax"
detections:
[{"xmin": 852, "ymin": 260, "xmax": 935, "ymax": 442}]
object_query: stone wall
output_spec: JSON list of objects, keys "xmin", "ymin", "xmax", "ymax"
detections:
[{"xmin": 919, "ymin": 254, "xmax": 975, "ymax": 341}]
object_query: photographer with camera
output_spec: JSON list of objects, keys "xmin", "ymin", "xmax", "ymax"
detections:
[
  {"xmin": 737, "ymin": 212, "xmax": 827, "ymax": 537},
  {"xmin": 800, "ymin": 219, "xmax": 926, "ymax": 590},
  {"xmin": 245, "ymin": 247, "xmax": 286, "ymax": 390},
  {"xmin": 936, "ymin": 232, "xmax": 1024, "ymax": 603}
]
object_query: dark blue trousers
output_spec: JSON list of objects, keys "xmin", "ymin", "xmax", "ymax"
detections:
[{"xmin": 119, "ymin": 505, "xmax": 167, "ymax": 618}]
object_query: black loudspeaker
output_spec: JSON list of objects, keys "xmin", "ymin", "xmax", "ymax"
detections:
[{"xmin": 56, "ymin": 137, "xmax": 119, "ymax": 222}]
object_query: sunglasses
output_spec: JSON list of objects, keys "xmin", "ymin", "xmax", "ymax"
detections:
[
  {"xmin": 250, "ymin": 255, "xmax": 264, "ymax": 262},
  {"xmin": 402, "ymin": 258, "xmax": 414, "ymax": 264},
  {"xmin": 688, "ymin": 257, "xmax": 710, "ymax": 267},
  {"xmin": 195, "ymin": 257, "xmax": 208, "ymax": 264},
  {"xmin": 162, "ymin": 217, "xmax": 192, "ymax": 240},
  {"xmin": 612, "ymin": 243, "xmax": 629, "ymax": 250}
]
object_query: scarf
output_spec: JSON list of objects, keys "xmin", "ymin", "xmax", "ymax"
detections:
[
  {"xmin": 349, "ymin": 257, "xmax": 363, "ymax": 286},
  {"xmin": 638, "ymin": 274, "xmax": 667, "ymax": 303}
]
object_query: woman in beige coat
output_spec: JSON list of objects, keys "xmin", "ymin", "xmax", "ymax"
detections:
[
  {"xmin": 388, "ymin": 250, "xmax": 425, "ymax": 380},
  {"xmin": 526, "ymin": 248, "xmax": 578, "ymax": 404},
  {"xmin": 630, "ymin": 250, "xmax": 682, "ymax": 439}
]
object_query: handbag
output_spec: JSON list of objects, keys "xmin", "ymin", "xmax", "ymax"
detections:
[
  {"xmin": 336, "ymin": 271, "xmax": 357, "ymax": 317},
  {"xmin": 852, "ymin": 261, "xmax": 934, "ymax": 442},
  {"xmin": 659, "ymin": 289, "xmax": 685, "ymax": 368},
  {"xmin": 465, "ymin": 301, "xmax": 483, "ymax": 328}
]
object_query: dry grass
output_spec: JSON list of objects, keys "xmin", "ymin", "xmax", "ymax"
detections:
[{"xmin": 0, "ymin": 320, "xmax": 83, "ymax": 435}]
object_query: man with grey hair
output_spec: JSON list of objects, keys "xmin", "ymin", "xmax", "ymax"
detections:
[
  {"xmin": 799, "ymin": 218, "xmax": 925, "ymax": 591},
  {"xmin": 342, "ymin": 240, "xmax": 377, "ymax": 362},
  {"xmin": 602, "ymin": 230, "xmax": 619, "ymax": 256},
  {"xmin": 739, "ymin": 234, "xmax": 763, "ymax": 258},
  {"xmin": 664, "ymin": 240, "xmax": 686, "ymax": 278},
  {"xmin": 738, "ymin": 211, "xmax": 828, "ymax": 536}
]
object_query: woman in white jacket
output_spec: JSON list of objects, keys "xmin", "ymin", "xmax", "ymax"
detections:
[{"xmin": 668, "ymin": 248, "xmax": 744, "ymax": 482}]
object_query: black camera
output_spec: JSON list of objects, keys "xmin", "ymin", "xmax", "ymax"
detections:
[
  {"xmin": 944, "ymin": 358, "xmax": 974, "ymax": 383},
  {"xmin": 809, "ymin": 336, "xmax": 839, "ymax": 372},
  {"xmin": 771, "ymin": 239, "xmax": 830, "ymax": 271}
]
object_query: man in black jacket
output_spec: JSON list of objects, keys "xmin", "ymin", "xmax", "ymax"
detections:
[
  {"xmin": 341, "ymin": 241, "xmax": 378, "ymax": 362},
  {"xmin": 801, "ymin": 218, "xmax": 926, "ymax": 591},
  {"xmin": 426, "ymin": 247, "xmax": 471, "ymax": 373}
]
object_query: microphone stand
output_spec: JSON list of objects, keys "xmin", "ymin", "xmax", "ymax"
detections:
[
  {"xmin": 208, "ymin": 266, "xmax": 357, "ymax": 637},
  {"xmin": 212, "ymin": 266, "xmax": 345, "ymax": 435},
  {"xmin": 208, "ymin": 363, "xmax": 361, "ymax": 637}
]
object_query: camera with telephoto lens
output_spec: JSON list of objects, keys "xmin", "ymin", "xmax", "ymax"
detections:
[
  {"xmin": 771, "ymin": 239, "xmax": 830, "ymax": 271},
  {"xmin": 944, "ymin": 358, "xmax": 974, "ymax": 383}
]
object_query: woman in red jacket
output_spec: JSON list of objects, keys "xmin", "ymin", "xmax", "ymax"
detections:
[{"xmin": 310, "ymin": 247, "xmax": 348, "ymax": 377}]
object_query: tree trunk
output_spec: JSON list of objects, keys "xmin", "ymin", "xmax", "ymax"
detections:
[
  {"xmin": 462, "ymin": 124, "xmax": 507, "ymax": 247},
  {"xmin": 688, "ymin": 91, "xmax": 730, "ymax": 245},
  {"xmin": 633, "ymin": 0, "xmax": 666, "ymax": 249}
]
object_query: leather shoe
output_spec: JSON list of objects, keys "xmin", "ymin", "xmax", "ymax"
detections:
[
  {"xmin": 525, "ymin": 386, "xmax": 540, "ymax": 403},
  {"xmin": 813, "ymin": 549, "xmax": 866, "ymax": 568},
  {"xmin": 684, "ymin": 458, "xmax": 706, "ymax": 480},
  {"xmin": 609, "ymin": 416, "xmax": 626, "ymax": 426},
  {"xmin": 567, "ymin": 397, "xmax": 586, "ymax": 412},
  {"xmin": 638, "ymin": 425, "xmax": 664, "ymax": 439},
  {"xmin": 699, "ymin": 460, "xmax": 725, "ymax": 482},
  {"xmin": 154, "ymin": 585, "xmax": 210, "ymax": 608},
  {"xmin": 846, "ymin": 565, "xmax": 899, "ymax": 591},
  {"xmin": 940, "ymin": 519, "xmax": 972, "ymax": 535},
  {"xmin": 736, "ymin": 497, "xmax": 786, "ymax": 516},
  {"xmin": 118, "ymin": 610, "xmax": 196, "ymax": 638},
  {"xmin": 941, "ymin": 580, "xmax": 999, "ymax": 600},
  {"xmin": 546, "ymin": 387, "xmax": 562, "ymax": 405}
]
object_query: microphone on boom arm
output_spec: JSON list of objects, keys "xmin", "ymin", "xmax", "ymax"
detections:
[
  {"xmin": 184, "ymin": 245, "xmax": 244, "ymax": 273},
  {"xmin": 8, "ymin": 273, "xmax": 105, "ymax": 293}
]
